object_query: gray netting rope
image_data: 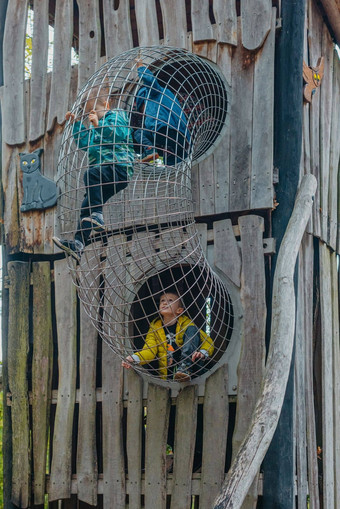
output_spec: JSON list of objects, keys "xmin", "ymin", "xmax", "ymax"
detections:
[{"xmin": 55, "ymin": 46, "xmax": 234, "ymax": 383}]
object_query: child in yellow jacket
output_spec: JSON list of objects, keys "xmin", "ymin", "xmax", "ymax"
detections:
[{"xmin": 122, "ymin": 292, "xmax": 214, "ymax": 381}]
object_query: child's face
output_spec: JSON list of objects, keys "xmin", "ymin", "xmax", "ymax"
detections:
[{"xmin": 159, "ymin": 293, "xmax": 183, "ymax": 319}]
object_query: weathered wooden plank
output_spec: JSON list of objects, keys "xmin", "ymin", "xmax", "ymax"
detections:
[
  {"xmin": 76, "ymin": 0, "xmax": 101, "ymax": 92},
  {"xmin": 213, "ymin": 219, "xmax": 241, "ymax": 287},
  {"xmin": 49, "ymin": 259, "xmax": 77, "ymax": 501},
  {"xmin": 232, "ymin": 215, "xmax": 265, "ymax": 508},
  {"xmin": 198, "ymin": 155, "xmax": 215, "ymax": 215},
  {"xmin": 102, "ymin": 342, "xmax": 126, "ymax": 507},
  {"xmin": 229, "ymin": 20, "xmax": 254, "ymax": 211},
  {"xmin": 328, "ymin": 53, "xmax": 340, "ymax": 250},
  {"xmin": 29, "ymin": 0, "xmax": 49, "ymax": 142},
  {"xmin": 331, "ymin": 252, "xmax": 340, "ymax": 508},
  {"xmin": 295, "ymin": 247, "xmax": 308, "ymax": 508},
  {"xmin": 76, "ymin": 252, "xmax": 99, "ymax": 506},
  {"xmin": 134, "ymin": 0, "xmax": 159, "ymax": 47},
  {"xmin": 191, "ymin": 162, "xmax": 200, "ymax": 216},
  {"xmin": 103, "ymin": 0, "xmax": 133, "ymax": 59},
  {"xmin": 302, "ymin": 234, "xmax": 319, "ymax": 509},
  {"xmin": 170, "ymin": 386, "xmax": 198, "ymax": 509},
  {"xmin": 7, "ymin": 262, "xmax": 30, "ymax": 508},
  {"xmin": 2, "ymin": 0, "xmax": 27, "ymax": 145},
  {"xmin": 47, "ymin": 0, "xmax": 73, "ymax": 132},
  {"xmin": 191, "ymin": 0, "xmax": 215, "ymax": 43},
  {"xmin": 241, "ymin": 0, "xmax": 272, "ymax": 51},
  {"xmin": 319, "ymin": 242, "xmax": 334, "ymax": 509},
  {"xmin": 126, "ymin": 369, "xmax": 143, "ymax": 509},
  {"xmin": 319, "ymin": 0, "xmax": 340, "ymax": 45},
  {"xmin": 213, "ymin": 0, "xmax": 237, "ymax": 45},
  {"xmin": 2, "ymin": 146, "xmax": 21, "ymax": 252},
  {"xmin": 319, "ymin": 24, "xmax": 334, "ymax": 243},
  {"xmin": 159, "ymin": 0, "xmax": 187, "ymax": 48},
  {"xmin": 250, "ymin": 8, "xmax": 275, "ymax": 210},
  {"xmin": 32, "ymin": 262, "xmax": 53, "ymax": 505},
  {"xmin": 144, "ymin": 384, "xmax": 171, "ymax": 509},
  {"xmin": 200, "ymin": 365, "xmax": 229, "ymax": 508}
]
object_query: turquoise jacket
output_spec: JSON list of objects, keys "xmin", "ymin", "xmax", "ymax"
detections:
[{"xmin": 72, "ymin": 109, "xmax": 134, "ymax": 178}]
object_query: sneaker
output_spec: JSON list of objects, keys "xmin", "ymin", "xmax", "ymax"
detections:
[
  {"xmin": 52, "ymin": 237, "xmax": 84, "ymax": 263},
  {"xmin": 81, "ymin": 212, "xmax": 106, "ymax": 233},
  {"xmin": 141, "ymin": 152, "xmax": 160, "ymax": 164},
  {"xmin": 174, "ymin": 368, "xmax": 191, "ymax": 382}
]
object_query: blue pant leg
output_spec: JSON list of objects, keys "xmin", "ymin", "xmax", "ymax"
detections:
[{"xmin": 180, "ymin": 326, "xmax": 201, "ymax": 369}]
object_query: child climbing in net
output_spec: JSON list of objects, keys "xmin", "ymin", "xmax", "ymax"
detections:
[
  {"xmin": 122, "ymin": 291, "xmax": 214, "ymax": 381},
  {"xmin": 133, "ymin": 58, "xmax": 191, "ymax": 166},
  {"xmin": 53, "ymin": 85, "xmax": 134, "ymax": 262}
]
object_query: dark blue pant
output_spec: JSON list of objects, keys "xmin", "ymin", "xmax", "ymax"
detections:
[
  {"xmin": 179, "ymin": 325, "xmax": 203, "ymax": 372},
  {"xmin": 134, "ymin": 126, "xmax": 188, "ymax": 166},
  {"xmin": 75, "ymin": 163, "xmax": 128, "ymax": 244}
]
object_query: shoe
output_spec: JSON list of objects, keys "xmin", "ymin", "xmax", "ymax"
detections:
[
  {"xmin": 81, "ymin": 212, "xmax": 106, "ymax": 233},
  {"xmin": 141, "ymin": 152, "xmax": 160, "ymax": 163},
  {"xmin": 174, "ymin": 368, "xmax": 191, "ymax": 382},
  {"xmin": 52, "ymin": 237, "xmax": 84, "ymax": 263}
]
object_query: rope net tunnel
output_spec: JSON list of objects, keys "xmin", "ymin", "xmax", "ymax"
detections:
[{"xmin": 56, "ymin": 46, "xmax": 234, "ymax": 383}]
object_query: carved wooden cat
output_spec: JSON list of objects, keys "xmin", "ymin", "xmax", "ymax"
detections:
[{"xmin": 20, "ymin": 148, "xmax": 58, "ymax": 211}]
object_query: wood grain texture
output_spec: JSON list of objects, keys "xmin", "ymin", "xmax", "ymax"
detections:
[
  {"xmin": 47, "ymin": 0, "xmax": 73, "ymax": 132},
  {"xmin": 2, "ymin": 0, "xmax": 27, "ymax": 144},
  {"xmin": 170, "ymin": 386, "xmax": 198, "ymax": 509},
  {"xmin": 213, "ymin": 218, "xmax": 241, "ymax": 287},
  {"xmin": 144, "ymin": 384, "xmax": 170, "ymax": 509},
  {"xmin": 7, "ymin": 262, "xmax": 30, "ymax": 508},
  {"xmin": 126, "ymin": 369, "xmax": 143, "ymax": 509},
  {"xmin": 241, "ymin": 0, "xmax": 272, "ymax": 51},
  {"xmin": 32, "ymin": 262, "xmax": 53, "ymax": 505},
  {"xmin": 29, "ymin": 0, "xmax": 49, "ymax": 142},
  {"xmin": 159, "ymin": 0, "xmax": 187, "ymax": 48},
  {"xmin": 328, "ymin": 53, "xmax": 340, "ymax": 250},
  {"xmin": 319, "ymin": 242, "xmax": 335, "ymax": 509},
  {"xmin": 103, "ymin": 0, "xmax": 133, "ymax": 58},
  {"xmin": 77, "ymin": 0, "xmax": 101, "ymax": 92},
  {"xmin": 49, "ymin": 259, "xmax": 77, "ymax": 501},
  {"xmin": 134, "ymin": 0, "xmax": 159, "ymax": 46},
  {"xmin": 319, "ymin": 0, "xmax": 340, "ymax": 45},
  {"xmin": 191, "ymin": 0, "xmax": 215, "ymax": 42},
  {"xmin": 213, "ymin": 0, "xmax": 237, "ymax": 45},
  {"xmin": 2, "ymin": 146, "xmax": 21, "ymax": 252},
  {"xmin": 331, "ymin": 252, "xmax": 340, "ymax": 508},
  {"xmin": 250, "ymin": 8, "xmax": 275, "ymax": 210},
  {"xmin": 200, "ymin": 365, "xmax": 229, "ymax": 508}
]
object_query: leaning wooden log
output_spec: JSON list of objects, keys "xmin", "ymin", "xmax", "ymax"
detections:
[{"xmin": 213, "ymin": 174, "xmax": 317, "ymax": 509}]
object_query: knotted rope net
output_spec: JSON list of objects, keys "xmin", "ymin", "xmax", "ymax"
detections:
[{"xmin": 56, "ymin": 46, "xmax": 234, "ymax": 382}]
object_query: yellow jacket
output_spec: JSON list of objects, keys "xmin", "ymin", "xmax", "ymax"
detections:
[{"xmin": 134, "ymin": 315, "xmax": 214, "ymax": 379}]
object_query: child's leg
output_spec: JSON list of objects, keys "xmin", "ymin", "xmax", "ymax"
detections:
[{"xmin": 179, "ymin": 325, "xmax": 201, "ymax": 370}]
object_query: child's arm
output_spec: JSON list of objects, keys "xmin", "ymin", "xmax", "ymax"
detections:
[
  {"xmin": 94, "ymin": 110, "xmax": 131, "ymax": 145},
  {"xmin": 136, "ymin": 62, "xmax": 163, "ymax": 95},
  {"xmin": 122, "ymin": 326, "xmax": 158, "ymax": 369},
  {"xmin": 191, "ymin": 330, "xmax": 214, "ymax": 362}
]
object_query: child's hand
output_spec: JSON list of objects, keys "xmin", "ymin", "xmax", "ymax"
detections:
[
  {"xmin": 89, "ymin": 110, "xmax": 99, "ymax": 127},
  {"xmin": 192, "ymin": 351, "xmax": 205, "ymax": 362},
  {"xmin": 65, "ymin": 111, "xmax": 75, "ymax": 122},
  {"xmin": 122, "ymin": 356, "xmax": 135, "ymax": 369},
  {"xmin": 135, "ymin": 58, "xmax": 144, "ymax": 68}
]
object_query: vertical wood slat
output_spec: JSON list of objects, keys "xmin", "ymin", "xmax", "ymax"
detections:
[
  {"xmin": 102, "ymin": 343, "xmax": 126, "ymax": 508},
  {"xmin": 302, "ymin": 234, "xmax": 320, "ymax": 509},
  {"xmin": 328, "ymin": 54, "xmax": 340, "ymax": 250},
  {"xmin": 2, "ymin": 0, "xmax": 27, "ymax": 145},
  {"xmin": 191, "ymin": 0, "xmax": 215, "ymax": 43},
  {"xmin": 319, "ymin": 242, "xmax": 334, "ymax": 509},
  {"xmin": 144, "ymin": 384, "xmax": 171, "ymax": 509},
  {"xmin": 231, "ymin": 215, "xmax": 266, "ymax": 508},
  {"xmin": 198, "ymin": 155, "xmax": 215, "ymax": 216},
  {"xmin": 76, "ymin": 252, "xmax": 99, "ymax": 506},
  {"xmin": 159, "ymin": 0, "xmax": 187, "ymax": 48},
  {"xmin": 7, "ymin": 261, "xmax": 30, "ymax": 508},
  {"xmin": 126, "ymin": 369, "xmax": 143, "ymax": 509},
  {"xmin": 170, "ymin": 386, "xmax": 198, "ymax": 509},
  {"xmin": 47, "ymin": 0, "xmax": 73, "ymax": 132},
  {"xmin": 102, "ymin": 0, "xmax": 133, "ymax": 59},
  {"xmin": 241, "ymin": 0, "xmax": 272, "ymax": 51},
  {"xmin": 2, "ymin": 146, "xmax": 21, "ymax": 252},
  {"xmin": 200, "ymin": 365, "xmax": 229, "ymax": 508},
  {"xmin": 213, "ymin": 218, "xmax": 241, "ymax": 287},
  {"xmin": 319, "ymin": 24, "xmax": 334, "ymax": 243},
  {"xmin": 250, "ymin": 7, "xmax": 275, "ymax": 210},
  {"xmin": 76, "ymin": 0, "xmax": 101, "ymax": 92},
  {"xmin": 331, "ymin": 253, "xmax": 340, "ymax": 507},
  {"xmin": 29, "ymin": 0, "xmax": 49, "ymax": 142},
  {"xmin": 32, "ymin": 262, "xmax": 53, "ymax": 505},
  {"xmin": 49, "ymin": 259, "xmax": 77, "ymax": 501},
  {"xmin": 213, "ymin": 0, "xmax": 237, "ymax": 45},
  {"xmin": 229, "ymin": 20, "xmax": 254, "ymax": 212},
  {"xmin": 134, "ymin": 0, "xmax": 159, "ymax": 47}
]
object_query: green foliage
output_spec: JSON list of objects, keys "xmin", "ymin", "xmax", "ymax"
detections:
[{"xmin": 25, "ymin": 34, "xmax": 33, "ymax": 78}]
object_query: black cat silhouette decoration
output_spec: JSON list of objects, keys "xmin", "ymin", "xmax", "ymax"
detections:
[{"xmin": 19, "ymin": 148, "xmax": 58, "ymax": 212}]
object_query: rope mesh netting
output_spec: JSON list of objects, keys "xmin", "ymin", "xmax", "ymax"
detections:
[{"xmin": 56, "ymin": 46, "xmax": 234, "ymax": 382}]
